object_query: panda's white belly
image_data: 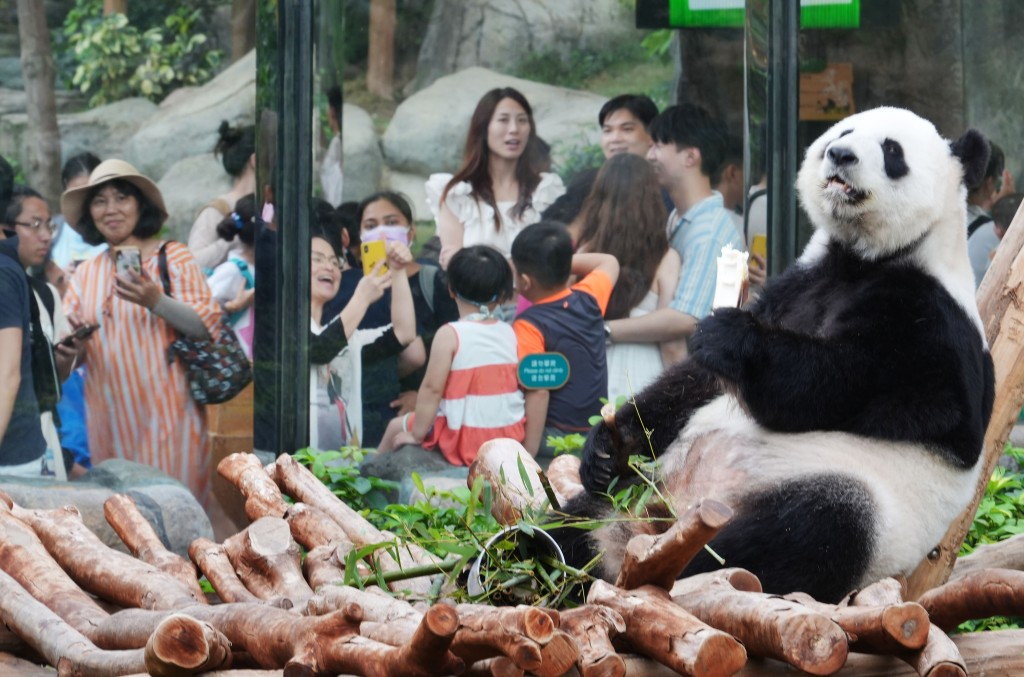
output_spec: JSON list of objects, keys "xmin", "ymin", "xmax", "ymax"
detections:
[{"xmin": 659, "ymin": 394, "xmax": 982, "ymax": 584}]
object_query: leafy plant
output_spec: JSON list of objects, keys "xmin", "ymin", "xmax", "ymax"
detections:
[
  {"xmin": 292, "ymin": 446, "xmax": 398, "ymax": 511},
  {"xmin": 955, "ymin": 445, "xmax": 1024, "ymax": 632},
  {"xmin": 59, "ymin": 0, "xmax": 222, "ymax": 107}
]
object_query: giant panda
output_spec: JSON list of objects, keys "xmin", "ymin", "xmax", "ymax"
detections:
[{"xmin": 559, "ymin": 107, "xmax": 996, "ymax": 603}]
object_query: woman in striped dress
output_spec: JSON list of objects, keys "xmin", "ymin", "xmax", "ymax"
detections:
[{"xmin": 61, "ymin": 160, "xmax": 222, "ymax": 508}]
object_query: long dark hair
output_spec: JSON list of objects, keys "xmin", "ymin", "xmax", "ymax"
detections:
[
  {"xmin": 575, "ymin": 153, "xmax": 669, "ymax": 320},
  {"xmin": 443, "ymin": 87, "xmax": 543, "ymax": 232}
]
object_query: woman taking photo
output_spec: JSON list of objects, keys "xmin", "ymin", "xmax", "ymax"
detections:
[
  {"xmin": 425, "ymin": 87, "xmax": 564, "ymax": 268},
  {"xmin": 62, "ymin": 159, "xmax": 222, "ymax": 507}
]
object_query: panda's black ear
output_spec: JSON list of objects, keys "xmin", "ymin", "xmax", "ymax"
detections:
[{"xmin": 950, "ymin": 129, "xmax": 990, "ymax": 190}]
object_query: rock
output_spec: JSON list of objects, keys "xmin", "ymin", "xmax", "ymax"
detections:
[
  {"xmin": 58, "ymin": 97, "xmax": 159, "ymax": 162},
  {"xmin": 0, "ymin": 459, "xmax": 212, "ymax": 558},
  {"xmin": 340, "ymin": 102, "xmax": 383, "ymax": 204},
  {"xmin": 359, "ymin": 445, "xmax": 466, "ymax": 504},
  {"xmin": 157, "ymin": 152, "xmax": 233, "ymax": 243},
  {"xmin": 381, "ymin": 169, "xmax": 431, "ymax": 221},
  {"xmin": 0, "ymin": 56, "xmax": 22, "ymax": 89},
  {"xmin": 123, "ymin": 49, "xmax": 256, "ymax": 180},
  {"xmin": 412, "ymin": 0, "xmax": 634, "ymax": 92},
  {"xmin": 382, "ymin": 67, "xmax": 606, "ymax": 177}
]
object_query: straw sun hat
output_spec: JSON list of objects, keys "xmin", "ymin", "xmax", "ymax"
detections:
[{"xmin": 60, "ymin": 159, "xmax": 169, "ymax": 228}]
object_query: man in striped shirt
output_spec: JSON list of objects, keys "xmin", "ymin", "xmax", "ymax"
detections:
[{"xmin": 604, "ymin": 103, "xmax": 744, "ymax": 365}]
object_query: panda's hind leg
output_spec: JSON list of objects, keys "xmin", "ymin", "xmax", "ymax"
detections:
[{"xmin": 681, "ymin": 474, "xmax": 877, "ymax": 603}]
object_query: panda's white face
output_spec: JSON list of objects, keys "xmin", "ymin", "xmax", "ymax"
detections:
[{"xmin": 797, "ymin": 107, "xmax": 967, "ymax": 262}]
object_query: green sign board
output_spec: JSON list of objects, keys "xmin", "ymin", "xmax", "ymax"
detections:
[
  {"xmin": 637, "ymin": 0, "xmax": 860, "ymax": 29},
  {"xmin": 518, "ymin": 353, "xmax": 570, "ymax": 390}
]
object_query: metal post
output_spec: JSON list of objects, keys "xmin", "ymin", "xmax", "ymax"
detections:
[{"xmin": 765, "ymin": 0, "xmax": 800, "ymax": 274}]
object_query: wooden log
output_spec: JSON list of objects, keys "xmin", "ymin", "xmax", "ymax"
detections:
[
  {"xmin": 0, "ymin": 506, "xmax": 109, "ymax": 635},
  {"xmin": 188, "ymin": 538, "xmax": 263, "ymax": 605},
  {"xmin": 217, "ymin": 452, "xmax": 290, "ymax": 522},
  {"xmin": 467, "ymin": 438, "xmax": 549, "ymax": 525},
  {"xmin": 0, "ymin": 567, "xmax": 221, "ymax": 677},
  {"xmin": 589, "ymin": 581, "xmax": 747, "ymax": 677},
  {"xmin": 952, "ymin": 532, "xmax": 1024, "ymax": 579},
  {"xmin": 547, "ymin": 453, "xmax": 584, "ymax": 505},
  {"xmin": 144, "ymin": 614, "xmax": 233, "ymax": 676},
  {"xmin": 671, "ymin": 569, "xmax": 762, "ymax": 596},
  {"xmin": 12, "ymin": 505, "xmax": 202, "ymax": 610},
  {"xmin": 221, "ymin": 516, "xmax": 314, "ymax": 604},
  {"xmin": 917, "ymin": 567, "xmax": 1024, "ymax": 632},
  {"xmin": 304, "ymin": 544, "xmax": 352, "ymax": 591},
  {"xmin": 847, "ymin": 577, "xmax": 907, "ymax": 608},
  {"xmin": 453, "ymin": 604, "xmax": 557, "ymax": 671},
  {"xmin": 905, "ymin": 207, "xmax": 1024, "ymax": 599},
  {"xmin": 285, "ymin": 501, "xmax": 355, "ymax": 550},
  {"xmin": 615, "ymin": 499, "xmax": 733, "ymax": 591},
  {"xmin": 534, "ymin": 629, "xmax": 580, "ymax": 677},
  {"xmin": 560, "ymin": 605, "xmax": 627, "ymax": 677},
  {"xmin": 103, "ymin": 494, "xmax": 207, "ymax": 603},
  {"xmin": 0, "ymin": 652, "xmax": 54, "ymax": 676},
  {"xmin": 464, "ymin": 656, "xmax": 525, "ymax": 677},
  {"xmin": 784, "ymin": 591, "xmax": 929, "ymax": 654},
  {"xmin": 672, "ymin": 582, "xmax": 846, "ymax": 675},
  {"xmin": 274, "ymin": 453, "xmax": 435, "ymax": 595}
]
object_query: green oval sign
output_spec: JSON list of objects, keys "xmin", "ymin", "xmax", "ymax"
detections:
[{"xmin": 518, "ymin": 352, "xmax": 571, "ymax": 389}]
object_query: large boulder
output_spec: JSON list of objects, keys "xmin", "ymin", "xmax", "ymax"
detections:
[
  {"xmin": 58, "ymin": 97, "xmax": 159, "ymax": 162},
  {"xmin": 0, "ymin": 459, "xmax": 213, "ymax": 558},
  {"xmin": 339, "ymin": 102, "xmax": 383, "ymax": 205},
  {"xmin": 412, "ymin": 0, "xmax": 634, "ymax": 92},
  {"xmin": 382, "ymin": 67, "xmax": 606, "ymax": 178},
  {"xmin": 123, "ymin": 49, "xmax": 256, "ymax": 180},
  {"xmin": 381, "ymin": 168, "xmax": 431, "ymax": 222},
  {"xmin": 157, "ymin": 152, "xmax": 233, "ymax": 243}
]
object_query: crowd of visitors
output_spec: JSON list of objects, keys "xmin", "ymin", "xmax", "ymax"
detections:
[{"xmin": 16, "ymin": 85, "xmax": 1007, "ymax": 511}]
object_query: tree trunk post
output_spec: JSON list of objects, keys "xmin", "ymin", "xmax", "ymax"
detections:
[
  {"xmin": 103, "ymin": 0, "xmax": 128, "ymax": 16},
  {"xmin": 367, "ymin": 0, "xmax": 396, "ymax": 100},
  {"xmin": 904, "ymin": 202, "xmax": 1024, "ymax": 599},
  {"xmin": 15, "ymin": 0, "xmax": 62, "ymax": 207},
  {"xmin": 231, "ymin": 0, "xmax": 257, "ymax": 63}
]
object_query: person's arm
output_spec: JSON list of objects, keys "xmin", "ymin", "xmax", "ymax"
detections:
[
  {"xmin": 608, "ymin": 307, "xmax": 697, "ymax": 345},
  {"xmin": 570, "ymin": 252, "xmax": 620, "ymax": 288},
  {"xmin": 436, "ymin": 202, "xmax": 465, "ymax": 270},
  {"xmin": 523, "ymin": 389, "xmax": 550, "ymax": 457},
  {"xmin": 406, "ymin": 325, "xmax": 457, "ymax": 443},
  {"xmin": 338, "ymin": 263, "xmax": 392, "ymax": 340},
  {"xmin": 187, "ymin": 207, "xmax": 232, "ymax": 270},
  {"xmin": 387, "ymin": 241, "xmax": 417, "ymax": 346},
  {"xmin": 397, "ymin": 338, "xmax": 427, "ymax": 377},
  {"xmin": 114, "ymin": 268, "xmax": 211, "ymax": 339},
  {"xmin": 0, "ymin": 327, "xmax": 21, "ymax": 443}
]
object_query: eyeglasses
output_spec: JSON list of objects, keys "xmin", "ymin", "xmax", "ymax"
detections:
[
  {"xmin": 311, "ymin": 253, "xmax": 343, "ymax": 270},
  {"xmin": 15, "ymin": 217, "xmax": 57, "ymax": 234}
]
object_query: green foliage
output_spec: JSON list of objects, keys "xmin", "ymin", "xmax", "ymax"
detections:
[
  {"xmin": 545, "ymin": 432, "xmax": 586, "ymax": 457},
  {"xmin": 292, "ymin": 446, "xmax": 398, "ymax": 511},
  {"xmin": 59, "ymin": 0, "xmax": 222, "ymax": 107},
  {"xmin": 641, "ymin": 29, "xmax": 674, "ymax": 59},
  {"xmin": 553, "ymin": 141, "xmax": 604, "ymax": 185},
  {"xmin": 956, "ymin": 446, "xmax": 1024, "ymax": 632},
  {"xmin": 513, "ymin": 41, "xmax": 649, "ymax": 91}
]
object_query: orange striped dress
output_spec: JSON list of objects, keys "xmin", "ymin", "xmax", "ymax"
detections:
[
  {"xmin": 64, "ymin": 241, "xmax": 222, "ymax": 508},
  {"xmin": 422, "ymin": 320, "xmax": 525, "ymax": 466}
]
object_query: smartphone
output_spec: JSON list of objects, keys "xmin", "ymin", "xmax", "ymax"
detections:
[
  {"xmin": 59, "ymin": 323, "xmax": 99, "ymax": 347},
  {"xmin": 115, "ymin": 246, "xmax": 142, "ymax": 276},
  {"xmin": 361, "ymin": 240, "xmax": 389, "ymax": 277},
  {"xmin": 750, "ymin": 234, "xmax": 767, "ymax": 261}
]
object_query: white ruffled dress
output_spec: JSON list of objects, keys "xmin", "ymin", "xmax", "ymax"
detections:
[{"xmin": 424, "ymin": 172, "xmax": 566, "ymax": 258}]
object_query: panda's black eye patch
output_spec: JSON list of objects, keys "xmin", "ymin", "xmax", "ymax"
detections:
[
  {"xmin": 838, "ymin": 129, "xmax": 853, "ymax": 138},
  {"xmin": 882, "ymin": 138, "xmax": 908, "ymax": 179}
]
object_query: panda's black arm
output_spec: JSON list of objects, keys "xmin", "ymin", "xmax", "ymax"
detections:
[{"xmin": 579, "ymin": 360, "xmax": 721, "ymax": 494}]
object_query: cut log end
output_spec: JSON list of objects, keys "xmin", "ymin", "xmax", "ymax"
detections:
[
  {"xmin": 778, "ymin": 615, "xmax": 848, "ymax": 676},
  {"xmin": 688, "ymin": 631, "xmax": 749, "ymax": 677}
]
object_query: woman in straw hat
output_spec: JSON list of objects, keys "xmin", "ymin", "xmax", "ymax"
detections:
[{"xmin": 62, "ymin": 159, "xmax": 222, "ymax": 508}]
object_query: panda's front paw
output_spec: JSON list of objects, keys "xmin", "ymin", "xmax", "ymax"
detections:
[
  {"xmin": 579, "ymin": 417, "xmax": 643, "ymax": 495},
  {"xmin": 690, "ymin": 307, "xmax": 757, "ymax": 383}
]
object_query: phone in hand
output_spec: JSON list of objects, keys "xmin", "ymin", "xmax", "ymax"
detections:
[
  {"xmin": 361, "ymin": 240, "xmax": 389, "ymax": 277},
  {"xmin": 750, "ymin": 234, "xmax": 767, "ymax": 261},
  {"xmin": 115, "ymin": 246, "xmax": 142, "ymax": 276},
  {"xmin": 59, "ymin": 323, "xmax": 99, "ymax": 347}
]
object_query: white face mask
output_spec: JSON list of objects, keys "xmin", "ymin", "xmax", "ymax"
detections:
[{"xmin": 361, "ymin": 224, "xmax": 410, "ymax": 245}]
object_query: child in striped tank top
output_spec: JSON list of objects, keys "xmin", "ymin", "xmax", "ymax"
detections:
[{"xmin": 377, "ymin": 245, "xmax": 525, "ymax": 465}]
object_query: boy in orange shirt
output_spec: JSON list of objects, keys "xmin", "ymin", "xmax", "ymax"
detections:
[{"xmin": 511, "ymin": 222, "xmax": 619, "ymax": 461}]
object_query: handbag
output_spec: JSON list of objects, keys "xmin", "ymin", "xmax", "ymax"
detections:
[{"xmin": 158, "ymin": 243, "xmax": 253, "ymax": 404}]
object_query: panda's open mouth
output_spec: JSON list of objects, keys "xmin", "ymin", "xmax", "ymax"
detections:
[{"xmin": 825, "ymin": 175, "xmax": 867, "ymax": 203}]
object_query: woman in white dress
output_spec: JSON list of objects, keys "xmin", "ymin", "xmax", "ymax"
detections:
[
  {"xmin": 425, "ymin": 87, "xmax": 564, "ymax": 269},
  {"xmin": 574, "ymin": 153, "xmax": 682, "ymax": 403}
]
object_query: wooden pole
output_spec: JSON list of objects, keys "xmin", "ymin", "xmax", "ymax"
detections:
[
  {"xmin": 103, "ymin": 0, "xmax": 127, "ymax": 15},
  {"xmin": 904, "ymin": 201, "xmax": 1024, "ymax": 599}
]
